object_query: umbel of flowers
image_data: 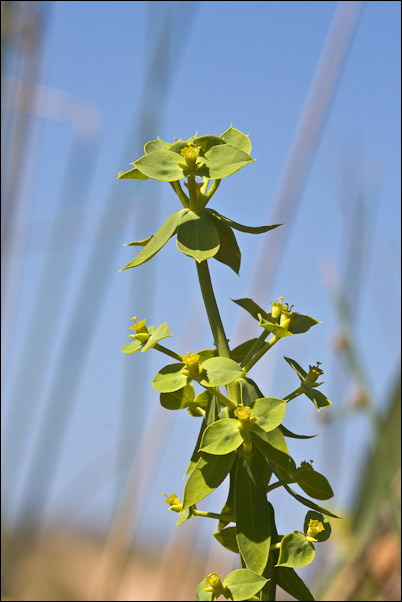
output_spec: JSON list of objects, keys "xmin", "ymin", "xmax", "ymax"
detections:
[{"xmin": 118, "ymin": 127, "xmax": 337, "ymax": 601}]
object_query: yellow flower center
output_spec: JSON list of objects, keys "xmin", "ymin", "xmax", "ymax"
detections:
[
  {"xmin": 206, "ymin": 573, "xmax": 221, "ymax": 588},
  {"xmin": 307, "ymin": 519, "xmax": 325, "ymax": 538},
  {"xmin": 130, "ymin": 316, "xmax": 147, "ymax": 332}
]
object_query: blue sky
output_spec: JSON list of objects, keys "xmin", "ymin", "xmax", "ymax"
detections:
[{"xmin": 2, "ymin": 0, "xmax": 401, "ymax": 553}]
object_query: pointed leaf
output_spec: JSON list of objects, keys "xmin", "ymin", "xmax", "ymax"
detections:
[
  {"xmin": 276, "ymin": 567, "xmax": 315, "ymax": 601},
  {"xmin": 199, "ymin": 419, "xmax": 243, "ymax": 455},
  {"xmin": 259, "ymin": 316, "xmax": 293, "ymax": 338},
  {"xmin": 199, "ymin": 357, "xmax": 244, "ymax": 387},
  {"xmin": 282, "ymin": 483, "xmax": 341, "ymax": 518},
  {"xmin": 238, "ymin": 376, "xmax": 264, "ymax": 405},
  {"xmin": 123, "ymin": 235, "xmax": 153, "ymax": 247},
  {"xmin": 152, "ymin": 362, "xmax": 188, "ymax": 393},
  {"xmin": 251, "ymin": 428, "xmax": 296, "ymax": 480},
  {"xmin": 121, "ymin": 339, "xmax": 143, "ymax": 354},
  {"xmin": 117, "ymin": 167, "xmax": 149, "ymax": 180},
  {"xmin": 160, "ymin": 384, "xmax": 195, "ymax": 411},
  {"xmin": 289, "ymin": 314, "xmax": 320, "ymax": 334},
  {"xmin": 141, "ymin": 321, "xmax": 172, "ymax": 351},
  {"xmin": 182, "ymin": 451, "xmax": 235, "ymax": 510},
  {"xmin": 209, "ymin": 213, "xmax": 241, "ymax": 274},
  {"xmin": 233, "ymin": 298, "xmax": 270, "ymax": 321},
  {"xmin": 223, "ymin": 569, "xmax": 268, "ymax": 601},
  {"xmin": 176, "ymin": 507, "xmax": 192, "ymax": 526},
  {"xmin": 283, "ymin": 356, "xmax": 307, "ymax": 381},
  {"xmin": 279, "ymin": 424, "xmax": 317, "ymax": 440},
  {"xmin": 296, "ymin": 468, "xmax": 334, "ymax": 500},
  {"xmin": 221, "ymin": 126, "xmax": 252, "ymax": 154},
  {"xmin": 120, "ymin": 209, "xmax": 187, "ymax": 270},
  {"xmin": 208, "ymin": 209, "xmax": 281, "ymax": 235},
  {"xmin": 176, "ymin": 210, "xmax": 220, "ymax": 262},
  {"xmin": 231, "ymin": 341, "xmax": 260, "ymax": 365},
  {"xmin": 252, "ymin": 398, "xmax": 286, "ymax": 432},
  {"xmin": 235, "ymin": 455, "xmax": 271, "ymax": 574},
  {"xmin": 134, "ymin": 149, "xmax": 186, "ymax": 181},
  {"xmin": 302, "ymin": 385, "xmax": 332, "ymax": 411},
  {"xmin": 203, "ymin": 143, "xmax": 253, "ymax": 179},
  {"xmin": 277, "ymin": 532, "xmax": 315, "ymax": 569},
  {"xmin": 144, "ymin": 138, "xmax": 171, "ymax": 153}
]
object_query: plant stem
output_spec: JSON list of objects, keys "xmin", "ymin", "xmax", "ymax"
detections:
[
  {"xmin": 154, "ymin": 343, "xmax": 183, "ymax": 362},
  {"xmin": 240, "ymin": 329, "xmax": 268, "ymax": 368},
  {"xmin": 266, "ymin": 481, "xmax": 283, "ymax": 494},
  {"xmin": 242, "ymin": 335, "xmax": 279, "ymax": 374},
  {"xmin": 192, "ymin": 509, "xmax": 235, "ymax": 522},
  {"xmin": 203, "ymin": 386, "xmax": 237, "ymax": 410},
  {"xmin": 170, "ymin": 181, "xmax": 189, "ymax": 208},
  {"xmin": 196, "ymin": 260, "xmax": 231, "ymax": 358},
  {"xmin": 284, "ymin": 386, "xmax": 303, "ymax": 402}
]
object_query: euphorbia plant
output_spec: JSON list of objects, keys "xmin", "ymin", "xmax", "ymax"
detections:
[{"xmin": 118, "ymin": 127, "xmax": 337, "ymax": 601}]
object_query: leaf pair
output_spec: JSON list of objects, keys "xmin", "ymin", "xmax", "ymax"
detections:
[
  {"xmin": 118, "ymin": 126, "xmax": 254, "ymax": 183},
  {"xmin": 196, "ymin": 568, "xmax": 267, "ymax": 602},
  {"xmin": 284, "ymin": 356, "xmax": 332, "ymax": 410}
]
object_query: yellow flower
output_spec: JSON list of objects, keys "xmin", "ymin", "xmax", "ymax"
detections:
[
  {"xmin": 306, "ymin": 519, "xmax": 325, "ymax": 539},
  {"xmin": 162, "ymin": 492, "xmax": 182, "ymax": 513},
  {"xmin": 234, "ymin": 403, "xmax": 257, "ymax": 428},
  {"xmin": 181, "ymin": 352, "xmax": 200, "ymax": 377}
]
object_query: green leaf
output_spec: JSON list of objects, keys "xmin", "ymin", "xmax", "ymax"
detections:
[
  {"xmin": 221, "ymin": 125, "xmax": 252, "ymax": 154},
  {"xmin": 117, "ymin": 167, "xmax": 149, "ymax": 180},
  {"xmin": 176, "ymin": 507, "xmax": 192, "ymax": 526},
  {"xmin": 282, "ymin": 483, "xmax": 341, "ymax": 518},
  {"xmin": 209, "ymin": 213, "xmax": 241, "ymax": 274},
  {"xmin": 203, "ymin": 143, "xmax": 253, "ymax": 179},
  {"xmin": 277, "ymin": 532, "xmax": 315, "ymax": 569},
  {"xmin": 238, "ymin": 376, "xmax": 264, "ymax": 405},
  {"xmin": 219, "ymin": 462, "xmax": 237, "ymax": 529},
  {"xmin": 276, "ymin": 567, "xmax": 315, "ymax": 601},
  {"xmin": 283, "ymin": 356, "xmax": 307, "ymax": 380},
  {"xmin": 223, "ymin": 569, "xmax": 268, "ymax": 601},
  {"xmin": 235, "ymin": 455, "xmax": 271, "ymax": 575},
  {"xmin": 185, "ymin": 409, "xmax": 211, "ymax": 476},
  {"xmin": 160, "ymin": 384, "xmax": 195, "ymax": 411},
  {"xmin": 233, "ymin": 298, "xmax": 270, "ymax": 321},
  {"xmin": 152, "ymin": 362, "xmax": 188, "ymax": 393},
  {"xmin": 121, "ymin": 339, "xmax": 143, "ymax": 354},
  {"xmin": 302, "ymin": 385, "xmax": 332, "ymax": 411},
  {"xmin": 252, "ymin": 398, "xmax": 287, "ymax": 432},
  {"xmin": 259, "ymin": 316, "xmax": 293, "ymax": 338},
  {"xmin": 303, "ymin": 511, "xmax": 332, "ymax": 543},
  {"xmin": 182, "ymin": 451, "xmax": 235, "ymax": 510},
  {"xmin": 134, "ymin": 149, "xmax": 185, "ymax": 181},
  {"xmin": 169, "ymin": 139, "xmax": 193, "ymax": 154},
  {"xmin": 208, "ymin": 209, "xmax": 281, "ymax": 235},
  {"xmin": 193, "ymin": 134, "xmax": 226, "ymax": 153},
  {"xmin": 141, "ymin": 321, "xmax": 172, "ymax": 351},
  {"xmin": 196, "ymin": 578, "xmax": 215, "ymax": 601},
  {"xmin": 251, "ymin": 428, "xmax": 296, "ymax": 481},
  {"xmin": 213, "ymin": 526, "xmax": 239, "ymax": 553},
  {"xmin": 123, "ymin": 235, "xmax": 153, "ymax": 247},
  {"xmin": 199, "ymin": 419, "xmax": 243, "ymax": 455},
  {"xmin": 144, "ymin": 138, "xmax": 171, "ymax": 153},
  {"xmin": 176, "ymin": 210, "xmax": 220, "ymax": 262},
  {"xmin": 279, "ymin": 424, "xmax": 317, "ymax": 440},
  {"xmin": 120, "ymin": 209, "xmax": 187, "ymax": 270},
  {"xmin": 296, "ymin": 468, "xmax": 334, "ymax": 500},
  {"xmin": 288, "ymin": 314, "xmax": 320, "ymax": 334},
  {"xmin": 199, "ymin": 357, "xmax": 244, "ymax": 387}
]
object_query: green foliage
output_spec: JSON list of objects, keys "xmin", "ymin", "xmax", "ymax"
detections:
[{"xmin": 117, "ymin": 127, "xmax": 336, "ymax": 601}]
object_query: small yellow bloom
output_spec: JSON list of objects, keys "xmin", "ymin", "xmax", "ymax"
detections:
[
  {"xmin": 129, "ymin": 316, "xmax": 147, "ymax": 332},
  {"xmin": 305, "ymin": 362, "xmax": 324, "ymax": 385},
  {"xmin": 162, "ymin": 492, "xmax": 182, "ymax": 513},
  {"xmin": 307, "ymin": 519, "xmax": 325, "ymax": 539},
  {"xmin": 206, "ymin": 573, "xmax": 221, "ymax": 588},
  {"xmin": 181, "ymin": 352, "xmax": 200, "ymax": 377},
  {"xmin": 271, "ymin": 297, "xmax": 286, "ymax": 319},
  {"xmin": 234, "ymin": 403, "xmax": 257, "ymax": 429}
]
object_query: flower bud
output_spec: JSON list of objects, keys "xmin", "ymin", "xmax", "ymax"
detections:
[
  {"xmin": 162, "ymin": 492, "xmax": 182, "ymax": 513},
  {"xmin": 306, "ymin": 518, "xmax": 325, "ymax": 540}
]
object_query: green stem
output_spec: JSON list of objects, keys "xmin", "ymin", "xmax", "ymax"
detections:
[
  {"xmin": 196, "ymin": 260, "xmax": 231, "ymax": 358},
  {"xmin": 186, "ymin": 174, "xmax": 199, "ymax": 210},
  {"xmin": 154, "ymin": 343, "xmax": 183, "ymax": 362},
  {"xmin": 203, "ymin": 386, "xmax": 237, "ymax": 410},
  {"xmin": 192, "ymin": 509, "xmax": 235, "ymax": 522},
  {"xmin": 284, "ymin": 386, "xmax": 303, "ymax": 402},
  {"xmin": 242, "ymin": 336, "xmax": 279, "ymax": 374},
  {"xmin": 170, "ymin": 181, "xmax": 189, "ymax": 208},
  {"xmin": 266, "ymin": 480, "xmax": 283, "ymax": 494},
  {"xmin": 240, "ymin": 329, "xmax": 269, "ymax": 368},
  {"xmin": 205, "ymin": 178, "xmax": 221, "ymax": 200}
]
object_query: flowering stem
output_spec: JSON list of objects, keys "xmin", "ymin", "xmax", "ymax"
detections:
[
  {"xmin": 242, "ymin": 335, "xmax": 279, "ymax": 374},
  {"xmin": 266, "ymin": 480, "xmax": 284, "ymax": 494},
  {"xmin": 192, "ymin": 509, "xmax": 235, "ymax": 522},
  {"xmin": 203, "ymin": 386, "xmax": 237, "ymax": 411},
  {"xmin": 240, "ymin": 329, "xmax": 269, "ymax": 368},
  {"xmin": 154, "ymin": 344, "xmax": 183, "ymax": 362},
  {"xmin": 170, "ymin": 181, "xmax": 189, "ymax": 208},
  {"xmin": 284, "ymin": 386, "xmax": 303, "ymax": 402},
  {"xmin": 196, "ymin": 260, "xmax": 231, "ymax": 358}
]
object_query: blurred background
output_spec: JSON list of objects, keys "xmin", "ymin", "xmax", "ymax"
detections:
[{"xmin": 1, "ymin": 1, "xmax": 400, "ymax": 600}]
